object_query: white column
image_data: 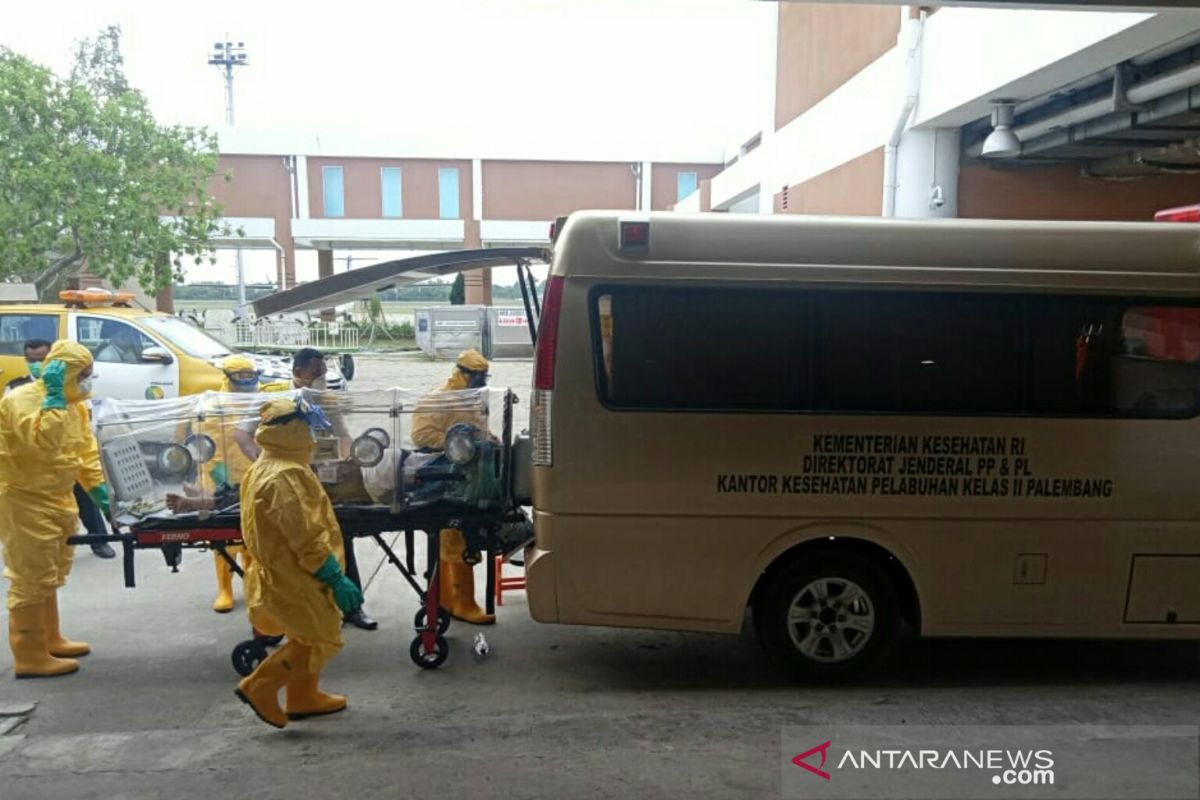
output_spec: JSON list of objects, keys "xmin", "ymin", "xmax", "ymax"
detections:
[
  {"xmin": 472, "ymin": 158, "xmax": 483, "ymax": 221},
  {"xmin": 895, "ymin": 128, "xmax": 960, "ymax": 218},
  {"xmin": 640, "ymin": 161, "xmax": 653, "ymax": 211},
  {"xmin": 295, "ymin": 155, "xmax": 310, "ymax": 220}
]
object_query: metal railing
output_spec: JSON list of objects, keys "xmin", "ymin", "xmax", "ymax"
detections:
[{"xmin": 211, "ymin": 320, "xmax": 361, "ymax": 352}]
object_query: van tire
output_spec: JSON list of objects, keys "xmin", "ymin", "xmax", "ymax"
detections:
[{"xmin": 754, "ymin": 550, "xmax": 899, "ymax": 682}]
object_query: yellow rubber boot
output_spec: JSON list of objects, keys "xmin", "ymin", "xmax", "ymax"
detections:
[
  {"xmin": 9, "ymin": 604, "xmax": 80, "ymax": 678},
  {"xmin": 439, "ymin": 530, "xmax": 494, "ymax": 625},
  {"xmin": 43, "ymin": 594, "xmax": 89, "ymax": 658},
  {"xmin": 212, "ymin": 551, "xmax": 235, "ymax": 613},
  {"xmin": 235, "ymin": 641, "xmax": 298, "ymax": 729},
  {"xmin": 285, "ymin": 645, "xmax": 347, "ymax": 720}
]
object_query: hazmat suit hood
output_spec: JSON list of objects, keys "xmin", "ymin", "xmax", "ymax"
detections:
[
  {"xmin": 220, "ymin": 354, "xmax": 260, "ymax": 393},
  {"xmin": 445, "ymin": 349, "xmax": 490, "ymax": 391},
  {"xmin": 254, "ymin": 397, "xmax": 314, "ymax": 463},
  {"xmin": 45, "ymin": 340, "xmax": 95, "ymax": 403}
]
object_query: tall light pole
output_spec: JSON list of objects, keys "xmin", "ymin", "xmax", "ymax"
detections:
[
  {"xmin": 208, "ymin": 39, "xmax": 247, "ymax": 126},
  {"xmin": 208, "ymin": 39, "xmax": 249, "ymax": 318}
]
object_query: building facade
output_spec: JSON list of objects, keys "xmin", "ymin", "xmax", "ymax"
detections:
[
  {"xmin": 679, "ymin": 3, "xmax": 1200, "ymax": 224},
  {"xmin": 206, "ymin": 147, "xmax": 720, "ymax": 305}
]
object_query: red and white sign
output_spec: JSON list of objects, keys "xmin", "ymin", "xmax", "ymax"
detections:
[{"xmin": 497, "ymin": 314, "xmax": 528, "ymax": 327}]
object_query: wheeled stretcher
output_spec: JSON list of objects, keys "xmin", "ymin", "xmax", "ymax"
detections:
[{"xmin": 73, "ymin": 386, "xmax": 534, "ymax": 670}]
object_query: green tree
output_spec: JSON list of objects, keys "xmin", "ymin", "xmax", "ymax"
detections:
[
  {"xmin": 449, "ymin": 272, "xmax": 466, "ymax": 305},
  {"xmin": 0, "ymin": 26, "xmax": 228, "ymax": 297}
]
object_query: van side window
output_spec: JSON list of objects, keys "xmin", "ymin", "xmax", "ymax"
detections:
[
  {"xmin": 595, "ymin": 287, "xmax": 810, "ymax": 411},
  {"xmin": 593, "ymin": 289, "xmax": 1200, "ymax": 418},
  {"xmin": 1025, "ymin": 297, "xmax": 1123, "ymax": 414},
  {"xmin": 1111, "ymin": 306, "xmax": 1200, "ymax": 414},
  {"xmin": 814, "ymin": 292, "xmax": 1024, "ymax": 414},
  {"xmin": 79, "ymin": 317, "xmax": 156, "ymax": 364},
  {"xmin": 0, "ymin": 314, "xmax": 58, "ymax": 355}
]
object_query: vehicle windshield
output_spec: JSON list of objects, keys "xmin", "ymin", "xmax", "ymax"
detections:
[{"xmin": 139, "ymin": 315, "xmax": 233, "ymax": 359}]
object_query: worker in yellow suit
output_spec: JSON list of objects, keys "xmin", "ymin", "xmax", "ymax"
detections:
[
  {"xmin": 411, "ymin": 349, "xmax": 495, "ymax": 625},
  {"xmin": 235, "ymin": 397, "xmax": 361, "ymax": 728},
  {"xmin": 204, "ymin": 354, "xmax": 274, "ymax": 613},
  {"xmin": 0, "ymin": 341, "xmax": 108, "ymax": 678}
]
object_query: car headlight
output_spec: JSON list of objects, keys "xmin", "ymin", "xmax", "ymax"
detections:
[
  {"xmin": 183, "ymin": 433, "xmax": 216, "ymax": 463},
  {"xmin": 444, "ymin": 425, "xmax": 478, "ymax": 466},
  {"xmin": 350, "ymin": 433, "xmax": 385, "ymax": 468},
  {"xmin": 157, "ymin": 444, "xmax": 195, "ymax": 477}
]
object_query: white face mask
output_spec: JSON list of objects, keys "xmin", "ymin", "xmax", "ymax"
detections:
[
  {"xmin": 310, "ymin": 376, "xmax": 327, "ymax": 390},
  {"xmin": 77, "ymin": 377, "xmax": 95, "ymax": 395}
]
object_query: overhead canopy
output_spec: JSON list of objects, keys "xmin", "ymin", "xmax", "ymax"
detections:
[
  {"xmin": 252, "ymin": 247, "xmax": 550, "ymax": 317},
  {"xmin": 773, "ymin": 1, "xmax": 1200, "ymax": 6}
]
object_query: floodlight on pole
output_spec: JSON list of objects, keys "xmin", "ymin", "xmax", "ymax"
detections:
[
  {"xmin": 207, "ymin": 38, "xmax": 247, "ymax": 127},
  {"xmin": 208, "ymin": 38, "xmax": 249, "ymax": 316}
]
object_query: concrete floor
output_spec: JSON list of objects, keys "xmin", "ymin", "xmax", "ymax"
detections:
[{"xmin": 0, "ymin": 355, "xmax": 1198, "ymax": 798}]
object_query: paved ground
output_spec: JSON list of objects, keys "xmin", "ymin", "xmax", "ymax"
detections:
[{"xmin": 0, "ymin": 355, "xmax": 1198, "ymax": 799}]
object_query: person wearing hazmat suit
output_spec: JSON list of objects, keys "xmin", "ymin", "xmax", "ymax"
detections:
[
  {"xmin": 0, "ymin": 341, "xmax": 110, "ymax": 678},
  {"xmin": 204, "ymin": 354, "xmax": 270, "ymax": 613},
  {"xmin": 235, "ymin": 396, "xmax": 362, "ymax": 728},
  {"xmin": 411, "ymin": 348, "xmax": 495, "ymax": 625}
]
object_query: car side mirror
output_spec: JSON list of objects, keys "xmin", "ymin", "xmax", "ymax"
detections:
[{"xmin": 141, "ymin": 346, "xmax": 174, "ymax": 365}]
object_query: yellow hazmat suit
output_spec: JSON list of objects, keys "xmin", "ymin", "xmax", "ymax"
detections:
[
  {"xmin": 235, "ymin": 398, "xmax": 349, "ymax": 727},
  {"xmin": 411, "ymin": 349, "xmax": 495, "ymax": 625},
  {"xmin": 207, "ymin": 354, "xmax": 263, "ymax": 613},
  {"xmin": 0, "ymin": 341, "xmax": 99, "ymax": 677}
]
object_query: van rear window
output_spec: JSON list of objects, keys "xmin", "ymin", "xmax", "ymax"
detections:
[{"xmin": 592, "ymin": 286, "xmax": 1200, "ymax": 418}]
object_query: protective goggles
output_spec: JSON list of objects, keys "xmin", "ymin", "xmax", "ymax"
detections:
[
  {"xmin": 263, "ymin": 399, "xmax": 333, "ymax": 433},
  {"xmin": 458, "ymin": 367, "xmax": 490, "ymax": 386}
]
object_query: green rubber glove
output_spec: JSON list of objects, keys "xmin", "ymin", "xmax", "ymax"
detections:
[
  {"xmin": 41, "ymin": 360, "xmax": 67, "ymax": 410},
  {"xmin": 209, "ymin": 462, "xmax": 230, "ymax": 487},
  {"xmin": 87, "ymin": 483, "xmax": 111, "ymax": 517},
  {"xmin": 313, "ymin": 553, "xmax": 363, "ymax": 613}
]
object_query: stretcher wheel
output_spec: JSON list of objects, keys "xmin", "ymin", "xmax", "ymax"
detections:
[
  {"xmin": 232, "ymin": 639, "xmax": 268, "ymax": 677},
  {"xmin": 410, "ymin": 635, "xmax": 449, "ymax": 669},
  {"xmin": 413, "ymin": 607, "xmax": 451, "ymax": 635},
  {"xmin": 259, "ymin": 633, "xmax": 285, "ymax": 647}
]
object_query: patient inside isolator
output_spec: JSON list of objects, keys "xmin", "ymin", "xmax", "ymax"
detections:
[{"xmin": 92, "ymin": 387, "xmax": 510, "ymax": 521}]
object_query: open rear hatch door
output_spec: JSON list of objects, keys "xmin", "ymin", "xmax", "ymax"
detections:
[{"xmin": 252, "ymin": 247, "xmax": 551, "ymax": 346}]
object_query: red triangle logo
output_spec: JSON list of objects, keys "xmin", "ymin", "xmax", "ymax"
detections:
[{"xmin": 792, "ymin": 741, "xmax": 832, "ymax": 781}]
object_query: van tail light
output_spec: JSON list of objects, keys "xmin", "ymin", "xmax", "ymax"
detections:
[
  {"xmin": 532, "ymin": 276, "xmax": 564, "ymax": 467},
  {"xmin": 534, "ymin": 276, "xmax": 564, "ymax": 391}
]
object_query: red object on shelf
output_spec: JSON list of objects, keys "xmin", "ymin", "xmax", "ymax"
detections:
[
  {"xmin": 493, "ymin": 555, "xmax": 526, "ymax": 606},
  {"xmin": 1154, "ymin": 204, "xmax": 1200, "ymax": 222}
]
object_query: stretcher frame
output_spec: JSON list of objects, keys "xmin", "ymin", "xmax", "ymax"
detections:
[{"xmin": 72, "ymin": 390, "xmax": 529, "ymax": 670}]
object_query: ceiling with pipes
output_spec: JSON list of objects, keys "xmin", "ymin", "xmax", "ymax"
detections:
[{"xmin": 961, "ymin": 34, "xmax": 1200, "ymax": 178}]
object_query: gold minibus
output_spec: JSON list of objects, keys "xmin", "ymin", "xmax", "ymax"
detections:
[{"xmin": 524, "ymin": 211, "xmax": 1200, "ymax": 679}]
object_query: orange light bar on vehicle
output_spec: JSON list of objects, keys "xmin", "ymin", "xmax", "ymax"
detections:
[
  {"xmin": 1154, "ymin": 204, "xmax": 1200, "ymax": 222},
  {"xmin": 59, "ymin": 288, "xmax": 136, "ymax": 306}
]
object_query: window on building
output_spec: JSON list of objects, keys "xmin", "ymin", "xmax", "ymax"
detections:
[
  {"xmin": 677, "ymin": 172, "xmax": 699, "ymax": 202},
  {"xmin": 0, "ymin": 314, "xmax": 58, "ymax": 355},
  {"xmin": 323, "ymin": 166, "xmax": 345, "ymax": 217},
  {"xmin": 381, "ymin": 168, "xmax": 403, "ymax": 218},
  {"xmin": 438, "ymin": 167, "xmax": 460, "ymax": 219}
]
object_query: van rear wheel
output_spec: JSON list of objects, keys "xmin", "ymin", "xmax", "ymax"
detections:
[{"xmin": 754, "ymin": 551, "xmax": 898, "ymax": 681}]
